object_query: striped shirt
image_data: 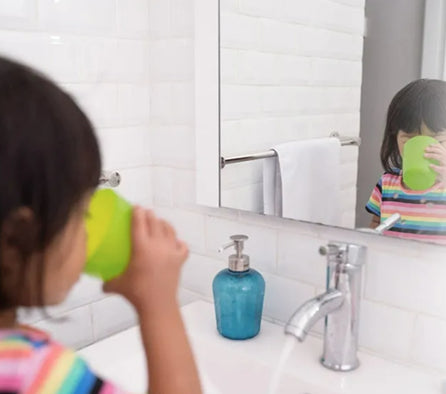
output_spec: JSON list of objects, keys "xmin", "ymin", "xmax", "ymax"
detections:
[
  {"xmin": 0, "ymin": 326, "xmax": 126, "ymax": 393},
  {"xmin": 366, "ymin": 171, "xmax": 446, "ymax": 244}
]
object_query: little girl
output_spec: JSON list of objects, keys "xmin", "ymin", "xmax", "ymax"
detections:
[
  {"xmin": 366, "ymin": 79, "xmax": 446, "ymax": 243},
  {"xmin": 0, "ymin": 57, "xmax": 201, "ymax": 393}
]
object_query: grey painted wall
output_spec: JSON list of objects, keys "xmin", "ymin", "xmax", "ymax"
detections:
[{"xmin": 356, "ymin": 0, "xmax": 425, "ymax": 227}]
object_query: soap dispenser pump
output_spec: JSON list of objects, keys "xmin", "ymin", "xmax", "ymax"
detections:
[{"xmin": 212, "ymin": 235, "xmax": 265, "ymax": 340}]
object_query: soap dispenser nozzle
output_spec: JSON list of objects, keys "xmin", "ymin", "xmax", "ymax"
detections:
[
  {"xmin": 218, "ymin": 235, "xmax": 248, "ymax": 255},
  {"xmin": 218, "ymin": 235, "xmax": 250, "ymax": 272}
]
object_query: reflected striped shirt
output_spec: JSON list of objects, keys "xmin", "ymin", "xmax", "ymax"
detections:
[
  {"xmin": 366, "ymin": 172, "xmax": 446, "ymax": 244},
  {"xmin": 0, "ymin": 326, "xmax": 126, "ymax": 393}
]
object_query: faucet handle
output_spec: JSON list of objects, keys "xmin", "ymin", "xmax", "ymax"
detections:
[
  {"xmin": 319, "ymin": 244, "xmax": 341, "ymax": 257},
  {"xmin": 319, "ymin": 242, "xmax": 366, "ymax": 268}
]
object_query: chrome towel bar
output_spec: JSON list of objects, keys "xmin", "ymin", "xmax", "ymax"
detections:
[{"xmin": 220, "ymin": 132, "xmax": 361, "ymax": 169}]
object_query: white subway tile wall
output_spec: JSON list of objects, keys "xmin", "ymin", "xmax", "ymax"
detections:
[
  {"xmin": 358, "ymin": 300, "xmax": 415, "ymax": 361},
  {"xmin": 34, "ymin": 306, "xmax": 95, "ymax": 350},
  {"xmin": 0, "ymin": 1, "xmax": 151, "ymax": 348},
  {"xmin": 38, "ymin": 0, "xmax": 116, "ymax": 35},
  {"xmin": 262, "ymin": 273, "xmax": 316, "ymax": 324},
  {"xmin": 412, "ymin": 314, "xmax": 446, "ymax": 371},
  {"xmin": 0, "ymin": 0, "xmax": 444, "ymax": 377},
  {"xmin": 148, "ymin": 0, "xmax": 446, "ymax": 374},
  {"xmin": 0, "ymin": 1, "xmax": 37, "ymax": 30},
  {"xmin": 91, "ymin": 295, "xmax": 138, "ymax": 342},
  {"xmin": 219, "ymin": 2, "xmax": 364, "ymax": 227},
  {"xmin": 18, "ymin": 275, "xmax": 105, "ymax": 325}
]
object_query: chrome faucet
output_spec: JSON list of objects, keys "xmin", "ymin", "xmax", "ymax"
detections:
[{"xmin": 285, "ymin": 241, "xmax": 366, "ymax": 371}]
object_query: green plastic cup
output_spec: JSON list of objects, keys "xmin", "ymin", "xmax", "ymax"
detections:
[
  {"xmin": 403, "ymin": 135, "xmax": 440, "ymax": 190},
  {"xmin": 84, "ymin": 189, "xmax": 132, "ymax": 281}
]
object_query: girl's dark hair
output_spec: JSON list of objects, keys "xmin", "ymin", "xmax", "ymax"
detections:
[
  {"xmin": 381, "ymin": 79, "xmax": 446, "ymax": 173},
  {"xmin": 0, "ymin": 57, "xmax": 101, "ymax": 309}
]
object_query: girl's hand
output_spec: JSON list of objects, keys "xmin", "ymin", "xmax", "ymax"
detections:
[
  {"xmin": 103, "ymin": 206, "xmax": 189, "ymax": 312},
  {"xmin": 425, "ymin": 143, "xmax": 446, "ymax": 183}
]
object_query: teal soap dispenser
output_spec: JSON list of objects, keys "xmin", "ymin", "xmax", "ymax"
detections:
[{"xmin": 212, "ymin": 235, "xmax": 265, "ymax": 340}]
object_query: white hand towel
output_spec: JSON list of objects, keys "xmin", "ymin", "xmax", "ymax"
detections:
[
  {"xmin": 263, "ymin": 138, "xmax": 341, "ymax": 226},
  {"xmin": 263, "ymin": 156, "xmax": 282, "ymax": 216}
]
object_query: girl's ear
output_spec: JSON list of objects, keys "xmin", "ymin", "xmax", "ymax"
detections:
[{"xmin": 0, "ymin": 207, "xmax": 40, "ymax": 307}]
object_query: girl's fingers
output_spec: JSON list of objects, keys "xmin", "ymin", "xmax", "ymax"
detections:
[
  {"xmin": 143, "ymin": 209, "xmax": 156, "ymax": 236},
  {"xmin": 424, "ymin": 152, "xmax": 446, "ymax": 165},
  {"xmin": 159, "ymin": 219, "xmax": 171, "ymax": 238},
  {"xmin": 140, "ymin": 209, "xmax": 178, "ymax": 240},
  {"xmin": 132, "ymin": 206, "xmax": 148, "ymax": 243},
  {"xmin": 152, "ymin": 217, "xmax": 165, "ymax": 237},
  {"xmin": 162, "ymin": 220, "xmax": 177, "ymax": 240},
  {"xmin": 425, "ymin": 145, "xmax": 446, "ymax": 154},
  {"xmin": 424, "ymin": 152, "xmax": 440, "ymax": 159},
  {"xmin": 425, "ymin": 144, "xmax": 446, "ymax": 165},
  {"xmin": 176, "ymin": 240, "xmax": 189, "ymax": 261},
  {"xmin": 146, "ymin": 210, "xmax": 165, "ymax": 237},
  {"xmin": 429, "ymin": 164, "xmax": 446, "ymax": 175}
]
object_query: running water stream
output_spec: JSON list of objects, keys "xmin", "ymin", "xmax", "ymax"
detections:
[{"xmin": 267, "ymin": 336, "xmax": 297, "ymax": 394}]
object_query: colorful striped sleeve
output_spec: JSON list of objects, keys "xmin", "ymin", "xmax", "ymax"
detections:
[
  {"xmin": 365, "ymin": 177, "xmax": 382, "ymax": 217},
  {"xmin": 32, "ymin": 348, "xmax": 128, "ymax": 393},
  {"xmin": 0, "ymin": 328, "xmax": 132, "ymax": 393},
  {"xmin": 18, "ymin": 343, "xmax": 129, "ymax": 394}
]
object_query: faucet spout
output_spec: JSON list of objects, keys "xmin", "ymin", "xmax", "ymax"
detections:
[{"xmin": 285, "ymin": 289, "xmax": 344, "ymax": 342}]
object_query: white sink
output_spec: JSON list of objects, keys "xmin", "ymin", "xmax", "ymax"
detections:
[{"xmin": 78, "ymin": 301, "xmax": 443, "ymax": 394}]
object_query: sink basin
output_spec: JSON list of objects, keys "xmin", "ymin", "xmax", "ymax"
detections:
[{"xmin": 78, "ymin": 301, "xmax": 443, "ymax": 394}]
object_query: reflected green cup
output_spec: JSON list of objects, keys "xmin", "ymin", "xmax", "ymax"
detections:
[
  {"xmin": 84, "ymin": 189, "xmax": 132, "ymax": 281},
  {"xmin": 402, "ymin": 135, "xmax": 440, "ymax": 190}
]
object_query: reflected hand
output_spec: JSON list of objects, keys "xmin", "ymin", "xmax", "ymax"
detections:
[{"xmin": 425, "ymin": 143, "xmax": 446, "ymax": 183}]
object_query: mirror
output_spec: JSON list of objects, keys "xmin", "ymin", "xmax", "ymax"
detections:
[
  {"xmin": 219, "ymin": 0, "xmax": 365, "ymax": 228},
  {"xmin": 210, "ymin": 0, "xmax": 446, "ymax": 244}
]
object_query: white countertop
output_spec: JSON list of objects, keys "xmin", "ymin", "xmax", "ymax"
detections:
[{"xmin": 78, "ymin": 301, "xmax": 443, "ymax": 394}]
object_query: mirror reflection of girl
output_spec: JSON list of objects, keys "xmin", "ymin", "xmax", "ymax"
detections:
[
  {"xmin": 0, "ymin": 57, "xmax": 201, "ymax": 393},
  {"xmin": 366, "ymin": 79, "xmax": 446, "ymax": 243}
]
